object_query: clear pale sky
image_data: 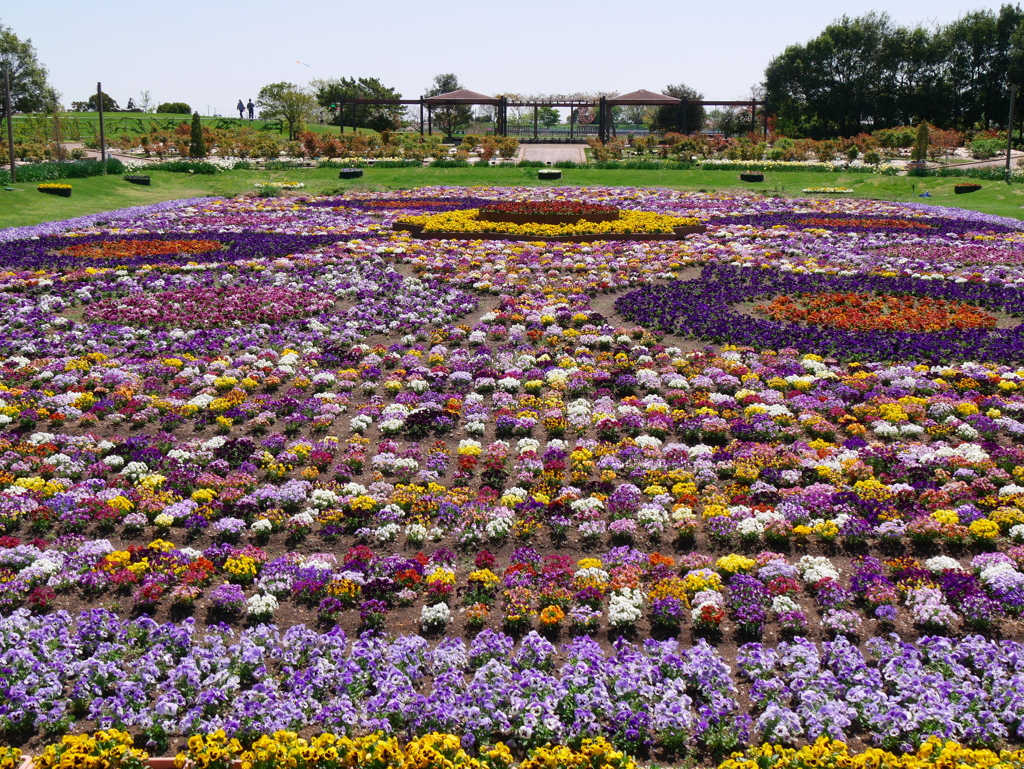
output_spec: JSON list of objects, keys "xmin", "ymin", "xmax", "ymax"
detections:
[{"xmin": 1, "ymin": 1, "xmax": 1015, "ymax": 116}]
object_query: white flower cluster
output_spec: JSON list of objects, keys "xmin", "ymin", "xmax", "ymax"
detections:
[
  {"xmin": 772, "ymin": 595, "xmax": 801, "ymax": 614},
  {"xmin": 421, "ymin": 602, "xmax": 452, "ymax": 631},
  {"xmin": 250, "ymin": 519, "xmax": 273, "ymax": 534},
  {"xmin": 925, "ymin": 556, "xmax": 964, "ymax": 573},
  {"xmin": 798, "ymin": 555, "xmax": 840, "ymax": 583},
  {"xmin": 608, "ymin": 588, "xmax": 644, "ymax": 627},
  {"xmin": 247, "ymin": 592, "xmax": 279, "ymax": 619}
]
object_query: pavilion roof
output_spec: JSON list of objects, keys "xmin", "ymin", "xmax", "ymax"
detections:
[
  {"xmin": 607, "ymin": 89, "xmax": 681, "ymax": 105},
  {"xmin": 424, "ymin": 89, "xmax": 500, "ymax": 104}
]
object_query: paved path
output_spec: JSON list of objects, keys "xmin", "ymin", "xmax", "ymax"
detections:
[{"xmin": 518, "ymin": 143, "xmax": 587, "ymax": 164}]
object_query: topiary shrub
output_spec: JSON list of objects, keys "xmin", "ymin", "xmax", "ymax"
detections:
[{"xmin": 189, "ymin": 113, "xmax": 206, "ymax": 158}]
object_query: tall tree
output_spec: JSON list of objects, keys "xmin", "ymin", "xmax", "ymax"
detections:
[
  {"xmin": 425, "ymin": 73, "xmax": 472, "ymax": 137},
  {"xmin": 764, "ymin": 6, "xmax": 1024, "ymax": 137},
  {"xmin": 256, "ymin": 82, "xmax": 317, "ymax": 140},
  {"xmin": 312, "ymin": 77, "xmax": 405, "ymax": 132},
  {"xmin": 649, "ymin": 83, "xmax": 706, "ymax": 133},
  {"xmin": 0, "ymin": 22, "xmax": 58, "ymax": 125}
]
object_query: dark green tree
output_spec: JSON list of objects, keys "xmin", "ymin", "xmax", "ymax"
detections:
[
  {"xmin": 189, "ymin": 112, "xmax": 206, "ymax": 158},
  {"xmin": 648, "ymin": 83, "xmax": 706, "ymax": 133},
  {"xmin": 86, "ymin": 91, "xmax": 119, "ymax": 112},
  {"xmin": 912, "ymin": 121, "xmax": 929, "ymax": 161},
  {"xmin": 764, "ymin": 6, "xmax": 1024, "ymax": 136},
  {"xmin": 0, "ymin": 22, "xmax": 58, "ymax": 125},
  {"xmin": 313, "ymin": 76, "xmax": 405, "ymax": 132},
  {"xmin": 425, "ymin": 73, "xmax": 472, "ymax": 137},
  {"xmin": 156, "ymin": 102, "xmax": 192, "ymax": 114}
]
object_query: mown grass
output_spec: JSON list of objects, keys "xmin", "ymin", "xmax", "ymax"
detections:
[{"xmin": 3, "ymin": 165, "xmax": 1023, "ymax": 229}]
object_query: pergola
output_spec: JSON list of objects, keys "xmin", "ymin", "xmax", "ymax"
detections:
[{"xmin": 333, "ymin": 87, "xmax": 766, "ymax": 140}]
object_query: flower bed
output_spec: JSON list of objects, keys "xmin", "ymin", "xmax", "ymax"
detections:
[
  {"xmin": 394, "ymin": 208, "xmax": 701, "ymax": 240},
  {"xmin": 37, "ymin": 183, "xmax": 71, "ymax": 197},
  {"xmin": 3, "ymin": 186, "xmax": 1024, "ymax": 761},
  {"xmin": 956, "ymin": 183, "xmax": 983, "ymax": 194},
  {"xmin": 123, "ymin": 175, "xmax": 151, "ymax": 186},
  {"xmin": 801, "ymin": 187, "xmax": 853, "ymax": 193}
]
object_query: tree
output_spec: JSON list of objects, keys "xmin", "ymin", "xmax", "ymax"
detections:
[
  {"xmin": 763, "ymin": 7, "xmax": 1024, "ymax": 137},
  {"xmin": 138, "ymin": 91, "xmax": 155, "ymax": 113},
  {"xmin": 313, "ymin": 76, "xmax": 405, "ymax": 132},
  {"xmin": 86, "ymin": 91, "xmax": 119, "ymax": 112},
  {"xmin": 649, "ymin": 83, "xmax": 706, "ymax": 133},
  {"xmin": 0, "ymin": 22, "xmax": 58, "ymax": 126},
  {"xmin": 538, "ymin": 105, "xmax": 561, "ymax": 128},
  {"xmin": 425, "ymin": 73, "xmax": 472, "ymax": 137},
  {"xmin": 189, "ymin": 112, "xmax": 206, "ymax": 158},
  {"xmin": 156, "ymin": 102, "xmax": 191, "ymax": 114},
  {"xmin": 257, "ymin": 82, "xmax": 318, "ymax": 140},
  {"xmin": 621, "ymin": 104, "xmax": 653, "ymax": 126}
]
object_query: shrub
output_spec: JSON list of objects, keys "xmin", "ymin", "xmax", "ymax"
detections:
[
  {"xmin": 189, "ymin": 113, "xmax": 206, "ymax": 158},
  {"xmin": 156, "ymin": 102, "xmax": 191, "ymax": 114},
  {"xmin": 911, "ymin": 122, "xmax": 929, "ymax": 161},
  {"xmin": 969, "ymin": 137, "xmax": 1005, "ymax": 159},
  {"xmin": 0, "ymin": 158, "xmax": 123, "ymax": 186}
]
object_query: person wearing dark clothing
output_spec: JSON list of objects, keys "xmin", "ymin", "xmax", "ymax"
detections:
[
  {"xmin": 247, "ymin": 100, "xmax": 255, "ymax": 120},
  {"xmin": 237, "ymin": 100, "xmax": 245, "ymax": 119}
]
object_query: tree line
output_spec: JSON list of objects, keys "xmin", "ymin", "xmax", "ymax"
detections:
[{"xmin": 764, "ymin": 5, "xmax": 1024, "ymax": 138}]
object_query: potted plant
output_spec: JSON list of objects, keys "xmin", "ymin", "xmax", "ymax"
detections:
[
  {"xmin": 37, "ymin": 183, "xmax": 72, "ymax": 197},
  {"xmin": 339, "ymin": 168, "xmax": 363, "ymax": 179},
  {"xmin": 955, "ymin": 182, "xmax": 982, "ymax": 194}
]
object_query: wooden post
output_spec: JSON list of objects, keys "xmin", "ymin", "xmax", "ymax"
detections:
[
  {"xmin": 53, "ymin": 107, "xmax": 62, "ymax": 161},
  {"xmin": 4, "ymin": 67, "xmax": 15, "ymax": 183},
  {"xmin": 533, "ymin": 105, "xmax": 538, "ymax": 140},
  {"xmin": 97, "ymin": 81, "xmax": 106, "ymax": 170},
  {"xmin": 338, "ymin": 98, "xmax": 345, "ymax": 134},
  {"xmin": 1007, "ymin": 84, "xmax": 1016, "ymax": 182},
  {"xmin": 419, "ymin": 98, "xmax": 424, "ymax": 136}
]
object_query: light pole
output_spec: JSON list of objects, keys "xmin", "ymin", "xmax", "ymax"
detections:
[{"xmin": 2, "ymin": 54, "xmax": 15, "ymax": 183}]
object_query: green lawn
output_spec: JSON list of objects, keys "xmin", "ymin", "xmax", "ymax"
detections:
[{"xmin": 3, "ymin": 166, "xmax": 1022, "ymax": 229}]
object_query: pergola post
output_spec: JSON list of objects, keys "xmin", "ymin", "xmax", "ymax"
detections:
[
  {"xmin": 533, "ymin": 105, "xmax": 538, "ymax": 140},
  {"xmin": 419, "ymin": 99, "xmax": 424, "ymax": 136},
  {"xmin": 598, "ymin": 96, "xmax": 606, "ymax": 142}
]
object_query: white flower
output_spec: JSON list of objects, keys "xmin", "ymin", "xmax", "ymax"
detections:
[
  {"xmin": 247, "ymin": 592, "xmax": 279, "ymax": 619},
  {"xmin": 421, "ymin": 602, "xmax": 452, "ymax": 630}
]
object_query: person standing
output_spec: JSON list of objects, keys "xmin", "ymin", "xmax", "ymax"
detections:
[
  {"xmin": 237, "ymin": 99, "xmax": 245, "ymax": 119},
  {"xmin": 247, "ymin": 99, "xmax": 255, "ymax": 120}
]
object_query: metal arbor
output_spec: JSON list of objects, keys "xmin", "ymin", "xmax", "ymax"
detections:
[{"xmin": 333, "ymin": 87, "xmax": 766, "ymax": 141}]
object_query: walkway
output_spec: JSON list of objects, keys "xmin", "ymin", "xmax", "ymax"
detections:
[{"xmin": 517, "ymin": 143, "xmax": 587, "ymax": 164}]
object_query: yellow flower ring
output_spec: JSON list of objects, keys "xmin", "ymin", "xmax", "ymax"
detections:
[{"xmin": 393, "ymin": 208, "xmax": 704, "ymax": 242}]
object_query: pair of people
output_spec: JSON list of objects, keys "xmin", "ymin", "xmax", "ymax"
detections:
[{"xmin": 236, "ymin": 99, "xmax": 255, "ymax": 119}]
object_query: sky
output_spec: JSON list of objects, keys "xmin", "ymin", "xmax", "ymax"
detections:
[{"xmin": 1, "ymin": 0, "xmax": 1015, "ymax": 117}]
